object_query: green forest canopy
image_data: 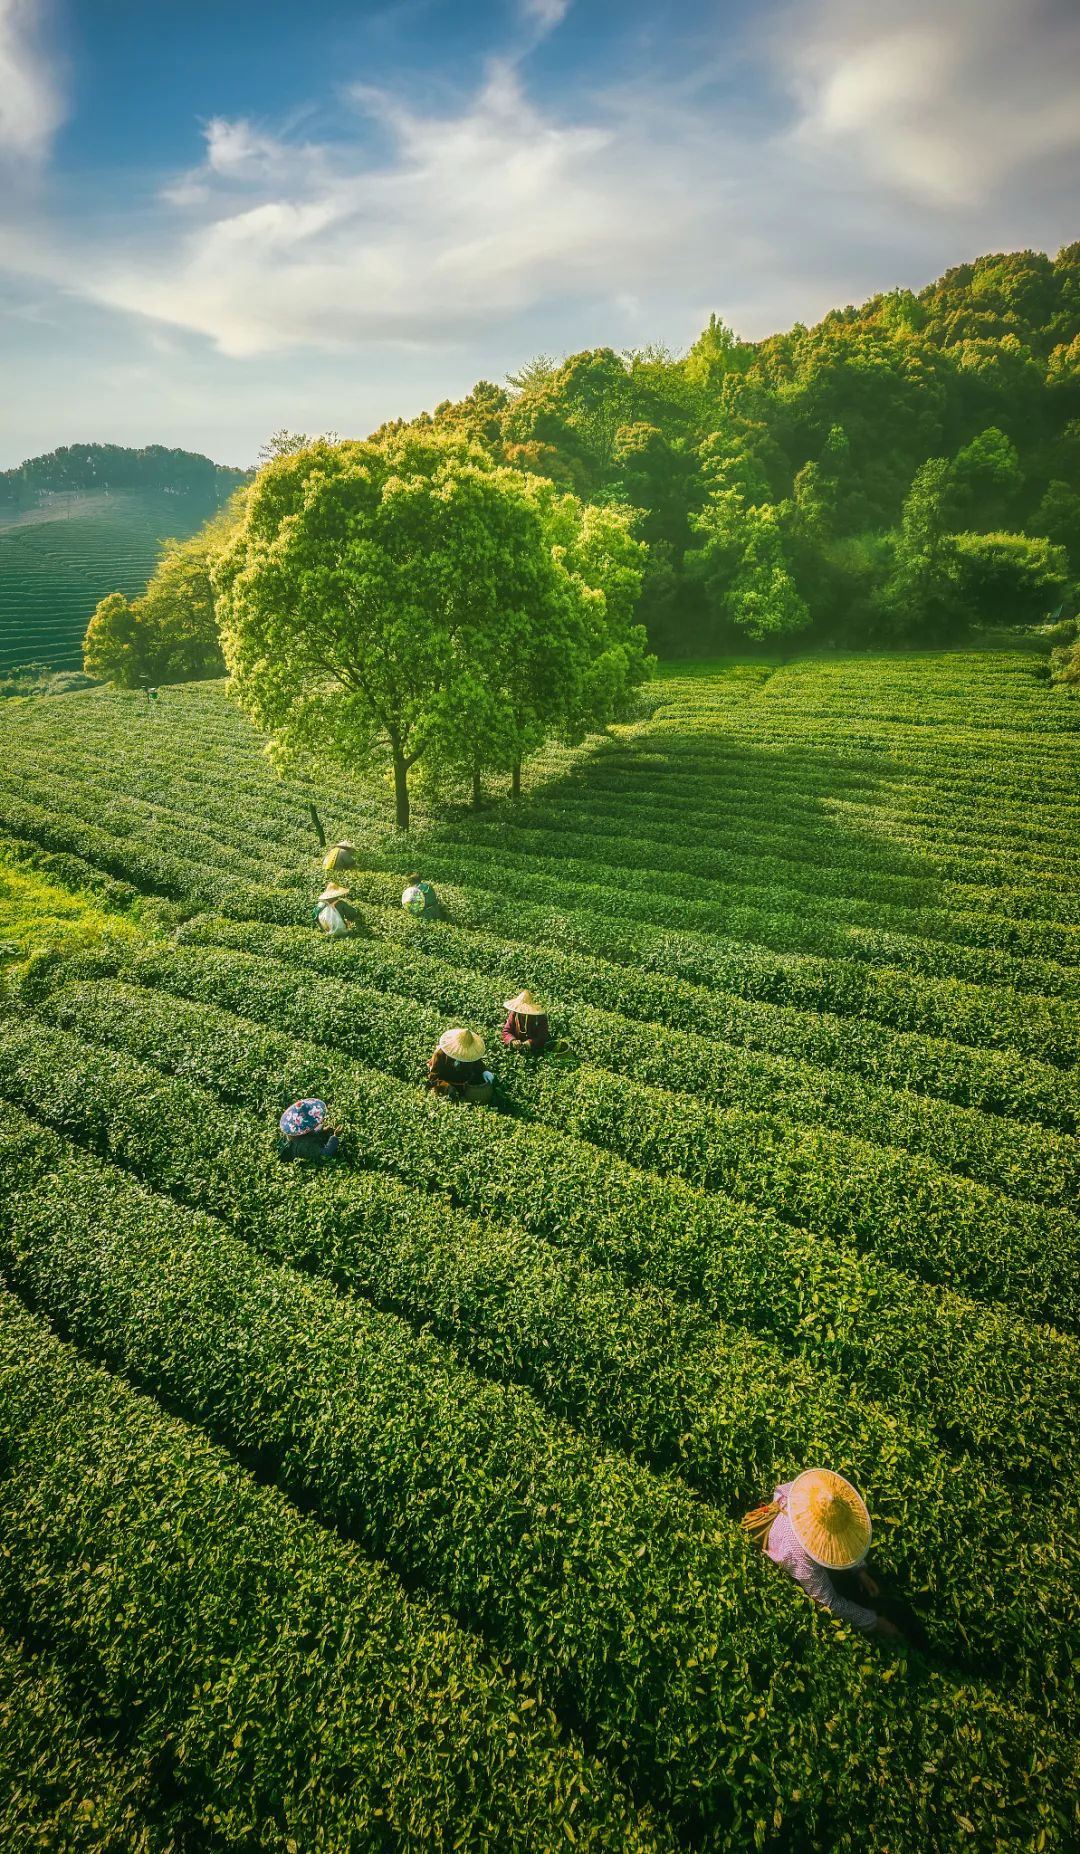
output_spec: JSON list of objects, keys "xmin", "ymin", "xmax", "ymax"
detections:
[
  {"xmin": 402, "ymin": 244, "xmax": 1079, "ymax": 652},
  {"xmin": 1, "ymin": 443, "xmax": 248, "ymax": 501},
  {"xmin": 81, "ymin": 244, "xmax": 1080, "ymax": 698}
]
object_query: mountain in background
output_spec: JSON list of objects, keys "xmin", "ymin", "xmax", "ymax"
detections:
[
  {"xmin": 0, "ymin": 447, "xmax": 250, "ymax": 676},
  {"xmin": 0, "ymin": 443, "xmax": 248, "ymax": 502}
]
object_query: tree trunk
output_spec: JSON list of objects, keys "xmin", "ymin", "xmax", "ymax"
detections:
[
  {"xmin": 472, "ymin": 765, "xmax": 482, "ymax": 810},
  {"xmin": 511, "ymin": 760, "xmax": 521, "ymax": 801},
  {"xmin": 308, "ymin": 803, "xmax": 326, "ymax": 847},
  {"xmin": 393, "ymin": 752, "xmax": 410, "ymax": 832}
]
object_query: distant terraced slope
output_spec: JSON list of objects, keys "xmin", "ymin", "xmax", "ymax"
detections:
[{"xmin": 0, "ymin": 486, "xmax": 235, "ymax": 672}]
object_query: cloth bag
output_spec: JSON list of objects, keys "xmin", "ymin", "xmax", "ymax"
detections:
[{"xmin": 317, "ymin": 903, "xmax": 349, "ymax": 937}]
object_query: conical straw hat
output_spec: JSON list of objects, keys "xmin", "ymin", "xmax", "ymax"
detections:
[
  {"xmin": 438, "ymin": 1027, "xmax": 486, "ymax": 1061},
  {"xmin": 318, "ymin": 884, "xmax": 350, "ymax": 903},
  {"xmin": 787, "ymin": 1470, "xmax": 871, "ymax": 1569},
  {"xmin": 504, "ymin": 989, "xmax": 544, "ymax": 1016}
]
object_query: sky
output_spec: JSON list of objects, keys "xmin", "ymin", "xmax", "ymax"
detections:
[{"xmin": 1, "ymin": 0, "xmax": 1078, "ymax": 470}]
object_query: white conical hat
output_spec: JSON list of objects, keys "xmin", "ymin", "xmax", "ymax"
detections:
[
  {"xmin": 318, "ymin": 884, "xmax": 350, "ymax": 903},
  {"xmin": 504, "ymin": 989, "xmax": 544, "ymax": 1015},
  {"xmin": 438, "ymin": 1027, "xmax": 486, "ymax": 1061}
]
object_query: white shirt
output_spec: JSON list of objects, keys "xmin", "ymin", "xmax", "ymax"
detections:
[{"xmin": 765, "ymin": 1483, "xmax": 877, "ymax": 1631}]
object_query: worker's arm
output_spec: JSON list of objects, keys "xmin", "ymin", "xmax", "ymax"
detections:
[{"xmin": 796, "ymin": 1560, "xmax": 878, "ymax": 1633}]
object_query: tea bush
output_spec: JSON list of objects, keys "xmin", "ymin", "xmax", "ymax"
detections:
[
  {"xmin": 0, "ymin": 1288, "xmax": 668, "ymax": 1852},
  {"xmin": 0, "ymin": 650, "xmax": 1077, "ymax": 1846}
]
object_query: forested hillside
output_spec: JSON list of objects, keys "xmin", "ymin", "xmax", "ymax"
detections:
[
  {"xmin": 396, "ymin": 245, "xmax": 1079, "ymax": 651},
  {"xmin": 16, "ymin": 247, "xmax": 1078, "ymax": 690},
  {"xmin": 0, "ymin": 443, "xmax": 248, "ymax": 502}
]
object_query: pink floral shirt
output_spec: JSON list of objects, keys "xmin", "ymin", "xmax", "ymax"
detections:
[{"xmin": 765, "ymin": 1482, "xmax": 876, "ymax": 1631}]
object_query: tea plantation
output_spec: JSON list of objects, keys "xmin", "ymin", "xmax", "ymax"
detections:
[
  {"xmin": 0, "ymin": 649, "xmax": 1078, "ymax": 1851},
  {"xmin": 0, "ymin": 488, "xmax": 230, "ymax": 674}
]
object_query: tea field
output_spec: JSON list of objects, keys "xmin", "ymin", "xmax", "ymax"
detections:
[
  {"xmin": 0, "ymin": 488, "xmax": 231, "ymax": 674},
  {"xmin": 0, "ymin": 649, "xmax": 1078, "ymax": 1851}
]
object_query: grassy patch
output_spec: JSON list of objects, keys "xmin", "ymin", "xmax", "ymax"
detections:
[{"xmin": 0, "ymin": 859, "xmax": 139, "ymax": 974}]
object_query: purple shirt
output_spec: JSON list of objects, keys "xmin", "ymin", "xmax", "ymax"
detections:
[
  {"xmin": 502, "ymin": 1012, "xmax": 550, "ymax": 1049},
  {"xmin": 765, "ymin": 1483, "xmax": 876, "ymax": 1631}
]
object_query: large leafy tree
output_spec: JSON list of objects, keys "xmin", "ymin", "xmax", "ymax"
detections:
[{"xmin": 214, "ymin": 433, "xmax": 649, "ymax": 829}]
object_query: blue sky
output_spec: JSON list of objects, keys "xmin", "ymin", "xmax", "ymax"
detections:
[{"xmin": 2, "ymin": 0, "xmax": 1078, "ymax": 468}]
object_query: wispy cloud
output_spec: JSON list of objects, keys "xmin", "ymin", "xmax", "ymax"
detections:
[
  {"xmin": 70, "ymin": 62, "xmax": 654, "ymax": 356},
  {"xmin": 0, "ymin": 0, "xmax": 62, "ymax": 160},
  {"xmin": 521, "ymin": 0, "xmax": 571, "ymax": 33},
  {"xmin": 777, "ymin": 0, "xmax": 1080, "ymax": 207},
  {"xmin": 1, "ymin": 0, "xmax": 1078, "ymax": 388}
]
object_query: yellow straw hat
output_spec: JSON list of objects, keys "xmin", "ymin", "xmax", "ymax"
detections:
[
  {"xmin": 318, "ymin": 884, "xmax": 350, "ymax": 903},
  {"xmin": 503, "ymin": 989, "xmax": 544, "ymax": 1016},
  {"xmin": 438, "ymin": 1027, "xmax": 486, "ymax": 1061},
  {"xmin": 787, "ymin": 1470, "xmax": 871, "ymax": 1570}
]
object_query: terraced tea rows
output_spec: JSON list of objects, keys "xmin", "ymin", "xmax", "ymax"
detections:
[
  {"xmin": 0, "ymin": 648, "xmax": 1078, "ymax": 1850},
  {"xmin": 0, "ymin": 488, "xmax": 228, "ymax": 672}
]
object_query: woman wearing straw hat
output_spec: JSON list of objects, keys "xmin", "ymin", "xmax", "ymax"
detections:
[
  {"xmin": 322, "ymin": 839, "xmax": 357, "ymax": 874},
  {"xmin": 744, "ymin": 1469, "xmax": 904, "ymax": 1642},
  {"xmin": 313, "ymin": 883, "xmax": 361, "ymax": 936},
  {"xmin": 426, "ymin": 1028, "xmax": 494, "ymax": 1104},
  {"xmin": 502, "ymin": 990, "xmax": 551, "ymax": 1055},
  {"xmin": 277, "ymin": 1098, "xmax": 340, "ymax": 1163}
]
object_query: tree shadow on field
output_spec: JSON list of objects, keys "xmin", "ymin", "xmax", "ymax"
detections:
[{"xmin": 449, "ymin": 677, "xmax": 948, "ymax": 916}]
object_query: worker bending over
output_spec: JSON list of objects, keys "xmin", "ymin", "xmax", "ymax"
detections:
[
  {"xmin": 314, "ymin": 883, "xmax": 361, "ymax": 936},
  {"xmin": 278, "ymin": 1098, "xmax": 340, "ymax": 1163},
  {"xmin": 502, "ymin": 989, "xmax": 551, "ymax": 1054},
  {"xmin": 744, "ymin": 1468, "xmax": 907, "ymax": 1642},
  {"xmin": 426, "ymin": 1028, "xmax": 494, "ymax": 1104},
  {"xmin": 402, "ymin": 873, "xmax": 442, "ymax": 920},
  {"xmin": 322, "ymin": 839, "xmax": 357, "ymax": 873}
]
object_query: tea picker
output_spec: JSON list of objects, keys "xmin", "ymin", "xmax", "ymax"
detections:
[
  {"xmin": 402, "ymin": 873, "xmax": 443, "ymax": 920},
  {"xmin": 322, "ymin": 839, "xmax": 357, "ymax": 873},
  {"xmin": 426, "ymin": 1028, "xmax": 498, "ymax": 1106},
  {"xmin": 278, "ymin": 1098, "xmax": 340, "ymax": 1163},
  {"xmin": 742, "ymin": 1468, "xmax": 923, "ymax": 1645},
  {"xmin": 502, "ymin": 990, "xmax": 552, "ymax": 1054},
  {"xmin": 313, "ymin": 883, "xmax": 360, "ymax": 936}
]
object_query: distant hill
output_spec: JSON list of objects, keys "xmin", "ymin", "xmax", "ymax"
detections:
[
  {"xmin": 0, "ymin": 442, "xmax": 248, "ymax": 502},
  {"xmin": 0, "ymin": 442, "xmax": 250, "ymax": 673}
]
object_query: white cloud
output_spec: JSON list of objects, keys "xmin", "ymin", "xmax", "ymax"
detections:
[
  {"xmin": 777, "ymin": 0, "xmax": 1080, "ymax": 207},
  {"xmin": 521, "ymin": 0, "xmax": 570, "ymax": 31},
  {"xmin": 205, "ymin": 115, "xmax": 295, "ymax": 179},
  {"xmin": 0, "ymin": 0, "xmax": 62, "ymax": 160},
  {"xmin": 66, "ymin": 64, "xmax": 664, "ymax": 357},
  {"xmin": 159, "ymin": 176, "xmax": 211, "ymax": 209},
  {"xmin": 1, "ymin": 0, "xmax": 1078, "ymax": 402}
]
